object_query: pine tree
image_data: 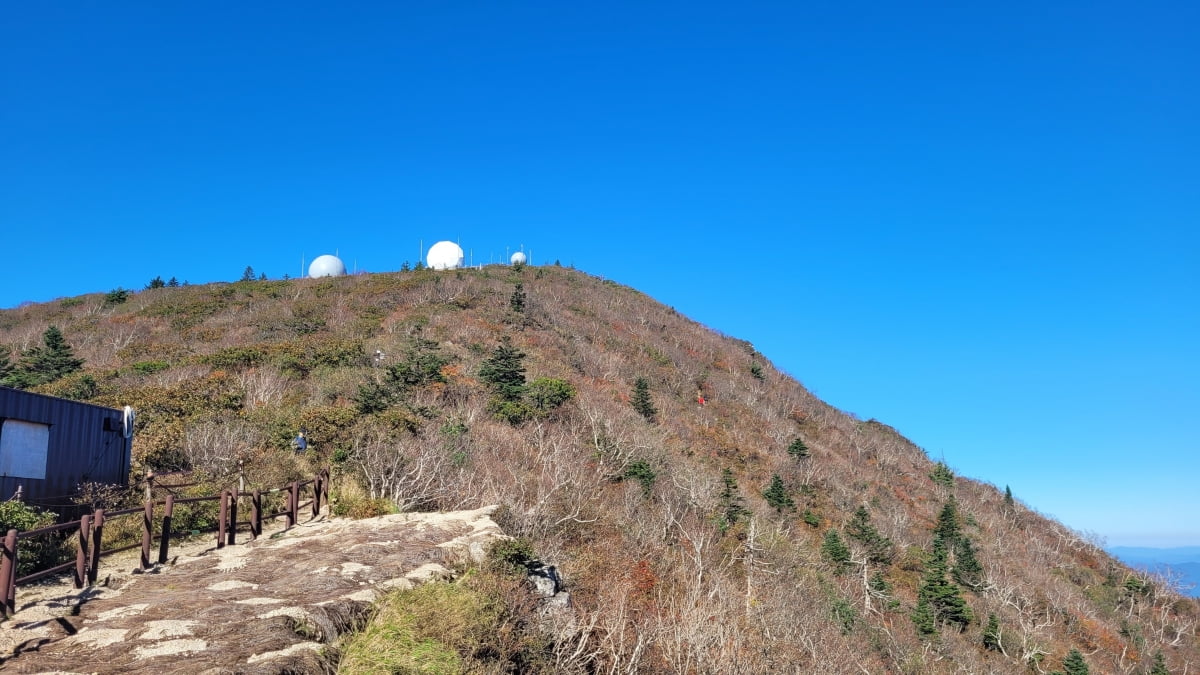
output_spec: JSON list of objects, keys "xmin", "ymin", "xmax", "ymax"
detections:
[
  {"xmin": 478, "ymin": 337, "xmax": 526, "ymax": 401},
  {"xmin": 762, "ymin": 474, "xmax": 794, "ymax": 512},
  {"xmin": 1004, "ymin": 485, "xmax": 1015, "ymax": 507},
  {"xmin": 717, "ymin": 468, "xmax": 747, "ymax": 530},
  {"xmin": 509, "ymin": 283, "xmax": 526, "ymax": 313},
  {"xmin": 631, "ymin": 377, "xmax": 657, "ymax": 423},
  {"xmin": 846, "ymin": 505, "xmax": 895, "ymax": 564},
  {"xmin": 167, "ymin": 276, "xmax": 180, "ymax": 287},
  {"xmin": 911, "ymin": 594, "xmax": 937, "ymax": 637},
  {"xmin": 916, "ymin": 536, "xmax": 973, "ymax": 632},
  {"xmin": 0, "ymin": 347, "xmax": 13, "ymax": 386},
  {"xmin": 1062, "ymin": 648, "xmax": 1089, "ymax": 675},
  {"xmin": 934, "ymin": 496, "xmax": 962, "ymax": 546},
  {"xmin": 822, "ymin": 530, "xmax": 852, "ymax": 573},
  {"xmin": 982, "ymin": 613, "xmax": 1002, "ymax": 651},
  {"xmin": 9, "ymin": 326, "xmax": 85, "ymax": 389},
  {"xmin": 104, "ymin": 288, "xmax": 129, "ymax": 305},
  {"xmin": 787, "ymin": 437, "xmax": 809, "ymax": 460},
  {"xmin": 241, "ymin": 265, "xmax": 256, "ymax": 281},
  {"xmin": 1149, "ymin": 650, "xmax": 1170, "ymax": 675},
  {"xmin": 930, "ymin": 461, "xmax": 955, "ymax": 488},
  {"xmin": 146, "ymin": 276, "xmax": 166, "ymax": 289},
  {"xmin": 953, "ymin": 536, "xmax": 984, "ymax": 590}
]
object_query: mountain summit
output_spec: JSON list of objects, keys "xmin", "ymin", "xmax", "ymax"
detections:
[{"xmin": 2, "ymin": 265, "xmax": 1196, "ymax": 673}]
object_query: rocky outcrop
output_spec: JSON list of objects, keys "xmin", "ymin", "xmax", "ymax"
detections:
[{"xmin": 0, "ymin": 506, "xmax": 506, "ymax": 674}]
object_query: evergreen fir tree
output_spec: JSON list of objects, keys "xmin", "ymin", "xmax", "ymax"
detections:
[
  {"xmin": 1149, "ymin": 650, "xmax": 1170, "ymax": 675},
  {"xmin": 509, "ymin": 283, "xmax": 526, "ymax": 314},
  {"xmin": 717, "ymin": 468, "xmax": 747, "ymax": 530},
  {"xmin": 930, "ymin": 461, "xmax": 955, "ymax": 488},
  {"xmin": 916, "ymin": 536, "xmax": 973, "ymax": 632},
  {"xmin": 167, "ymin": 276, "xmax": 180, "ymax": 287},
  {"xmin": 400, "ymin": 261, "xmax": 411, "ymax": 272},
  {"xmin": 0, "ymin": 347, "xmax": 13, "ymax": 386},
  {"xmin": 259, "ymin": 272, "xmax": 267, "ymax": 280},
  {"xmin": 1062, "ymin": 648, "xmax": 1089, "ymax": 675},
  {"xmin": 934, "ymin": 496, "xmax": 962, "ymax": 546},
  {"xmin": 953, "ymin": 536, "xmax": 984, "ymax": 590},
  {"xmin": 822, "ymin": 530, "xmax": 852, "ymax": 573},
  {"xmin": 9, "ymin": 326, "xmax": 85, "ymax": 389},
  {"xmin": 478, "ymin": 337, "xmax": 527, "ymax": 401},
  {"xmin": 104, "ymin": 288, "xmax": 129, "ymax": 305},
  {"xmin": 1004, "ymin": 485, "xmax": 1015, "ymax": 507},
  {"xmin": 846, "ymin": 505, "xmax": 895, "ymax": 564},
  {"xmin": 911, "ymin": 594, "xmax": 937, "ymax": 637},
  {"xmin": 787, "ymin": 437, "xmax": 809, "ymax": 460},
  {"xmin": 241, "ymin": 265, "xmax": 256, "ymax": 281},
  {"xmin": 146, "ymin": 276, "xmax": 166, "ymax": 289},
  {"xmin": 982, "ymin": 613, "xmax": 1002, "ymax": 651},
  {"xmin": 631, "ymin": 377, "xmax": 657, "ymax": 423},
  {"xmin": 762, "ymin": 474, "xmax": 794, "ymax": 512}
]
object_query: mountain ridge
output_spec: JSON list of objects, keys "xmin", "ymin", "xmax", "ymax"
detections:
[{"xmin": 2, "ymin": 265, "xmax": 1197, "ymax": 673}]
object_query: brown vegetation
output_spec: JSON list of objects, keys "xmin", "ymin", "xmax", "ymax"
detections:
[{"xmin": 2, "ymin": 266, "xmax": 1197, "ymax": 673}]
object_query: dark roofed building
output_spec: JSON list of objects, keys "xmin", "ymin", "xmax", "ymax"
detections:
[{"xmin": 0, "ymin": 386, "xmax": 132, "ymax": 508}]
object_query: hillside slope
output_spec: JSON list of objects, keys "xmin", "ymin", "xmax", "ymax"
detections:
[{"xmin": 2, "ymin": 266, "xmax": 1197, "ymax": 673}]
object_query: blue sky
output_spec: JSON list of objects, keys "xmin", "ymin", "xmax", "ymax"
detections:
[{"xmin": 2, "ymin": 2, "xmax": 1196, "ymax": 546}]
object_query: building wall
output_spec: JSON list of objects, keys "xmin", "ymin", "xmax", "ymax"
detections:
[{"xmin": 0, "ymin": 386, "xmax": 132, "ymax": 509}]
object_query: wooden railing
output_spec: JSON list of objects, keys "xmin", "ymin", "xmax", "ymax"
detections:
[{"xmin": 0, "ymin": 468, "xmax": 330, "ymax": 619}]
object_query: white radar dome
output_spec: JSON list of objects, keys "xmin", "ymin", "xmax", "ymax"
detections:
[
  {"xmin": 308, "ymin": 254, "xmax": 346, "ymax": 278},
  {"xmin": 510, "ymin": 251, "xmax": 527, "ymax": 265},
  {"xmin": 426, "ymin": 241, "xmax": 464, "ymax": 270}
]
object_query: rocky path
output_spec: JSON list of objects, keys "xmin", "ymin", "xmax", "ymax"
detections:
[{"xmin": 0, "ymin": 506, "xmax": 506, "ymax": 674}]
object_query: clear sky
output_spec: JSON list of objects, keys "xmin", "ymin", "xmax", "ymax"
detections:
[{"xmin": 3, "ymin": 2, "xmax": 1196, "ymax": 546}]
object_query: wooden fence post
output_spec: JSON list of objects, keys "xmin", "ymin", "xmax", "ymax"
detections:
[
  {"xmin": 288, "ymin": 481, "xmax": 299, "ymax": 529},
  {"xmin": 217, "ymin": 491, "xmax": 228, "ymax": 549},
  {"xmin": 88, "ymin": 509, "xmax": 105, "ymax": 585},
  {"xmin": 1, "ymin": 529, "xmax": 16, "ymax": 618},
  {"xmin": 251, "ymin": 490, "xmax": 261, "ymax": 540},
  {"xmin": 312, "ymin": 473, "xmax": 322, "ymax": 517},
  {"xmin": 227, "ymin": 490, "xmax": 237, "ymax": 546},
  {"xmin": 140, "ymin": 498, "xmax": 154, "ymax": 571},
  {"xmin": 75, "ymin": 514, "xmax": 90, "ymax": 589},
  {"xmin": 158, "ymin": 495, "xmax": 174, "ymax": 564}
]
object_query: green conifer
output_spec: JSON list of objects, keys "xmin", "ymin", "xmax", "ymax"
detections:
[
  {"xmin": 509, "ymin": 283, "xmax": 526, "ymax": 314},
  {"xmin": 822, "ymin": 530, "xmax": 852, "ymax": 573},
  {"xmin": 982, "ymin": 613, "xmax": 1002, "ymax": 651},
  {"xmin": 916, "ymin": 536, "xmax": 973, "ymax": 632},
  {"xmin": 762, "ymin": 474, "xmax": 794, "ymax": 512},
  {"xmin": 953, "ymin": 536, "xmax": 984, "ymax": 590},
  {"xmin": 631, "ymin": 377, "xmax": 657, "ymax": 423},
  {"xmin": 1062, "ymin": 648, "xmax": 1089, "ymax": 675},
  {"xmin": 717, "ymin": 468, "xmax": 747, "ymax": 530},
  {"xmin": 846, "ymin": 505, "xmax": 895, "ymax": 564},
  {"xmin": 9, "ymin": 326, "xmax": 84, "ymax": 389},
  {"xmin": 787, "ymin": 437, "xmax": 809, "ymax": 460},
  {"xmin": 478, "ymin": 337, "xmax": 527, "ymax": 401},
  {"xmin": 0, "ymin": 347, "xmax": 13, "ymax": 385},
  {"xmin": 934, "ymin": 496, "xmax": 962, "ymax": 546},
  {"xmin": 1149, "ymin": 650, "xmax": 1170, "ymax": 675}
]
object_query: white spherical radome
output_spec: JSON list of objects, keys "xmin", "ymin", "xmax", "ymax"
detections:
[
  {"xmin": 510, "ymin": 251, "xmax": 527, "ymax": 265},
  {"xmin": 426, "ymin": 241, "xmax": 464, "ymax": 270},
  {"xmin": 308, "ymin": 254, "xmax": 346, "ymax": 278}
]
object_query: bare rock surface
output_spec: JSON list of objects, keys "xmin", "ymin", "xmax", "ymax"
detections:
[{"xmin": 0, "ymin": 506, "xmax": 506, "ymax": 674}]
